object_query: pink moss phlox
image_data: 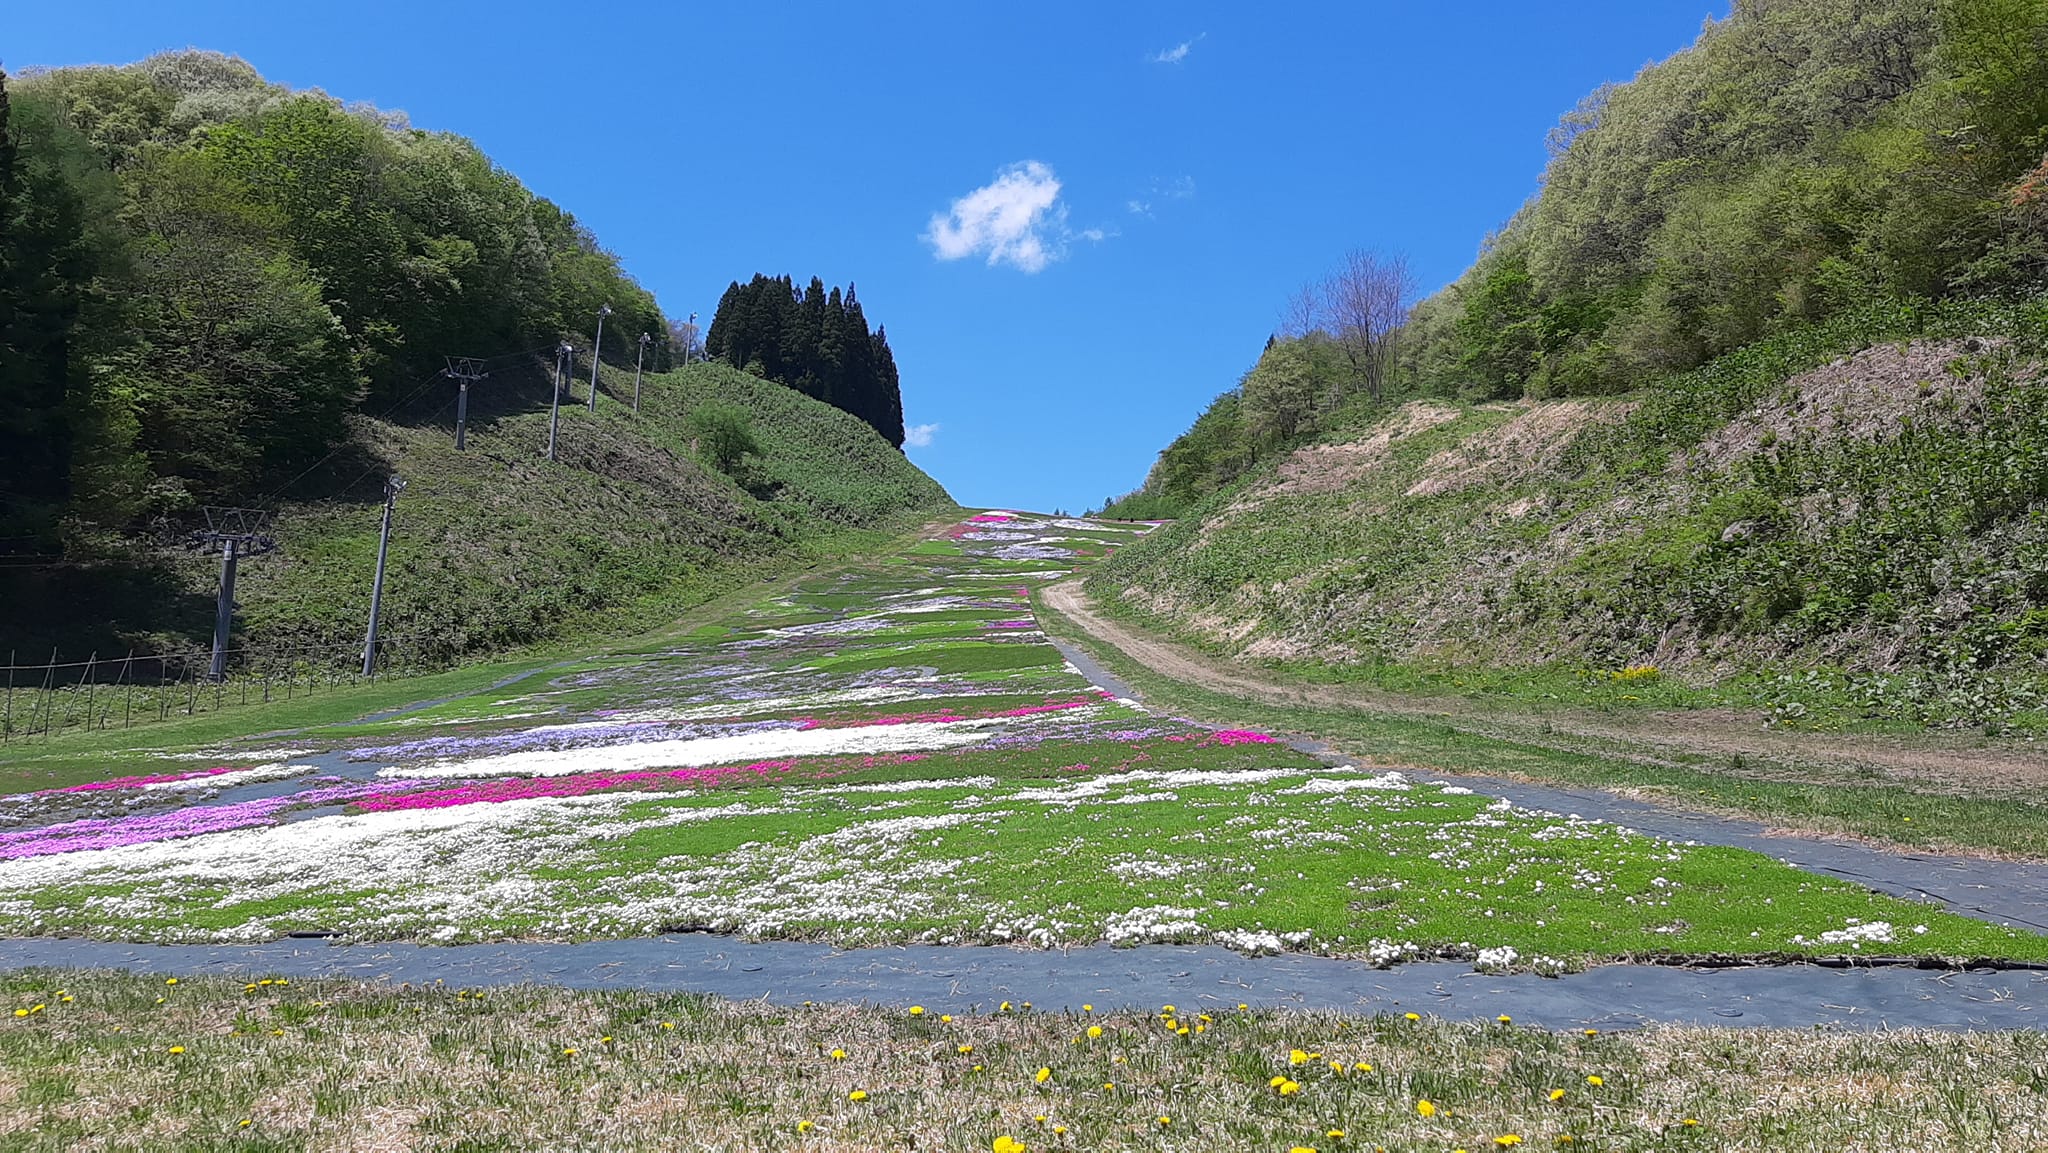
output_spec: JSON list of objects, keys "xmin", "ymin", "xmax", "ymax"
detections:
[
  {"xmin": 0, "ymin": 780, "xmax": 408, "ymax": 860},
  {"xmin": 1208, "ymin": 729, "xmax": 1280, "ymax": 746},
  {"xmin": 985, "ymin": 620, "xmax": 1037, "ymax": 629},
  {"xmin": 42, "ymin": 766, "xmax": 241, "ymax": 796}
]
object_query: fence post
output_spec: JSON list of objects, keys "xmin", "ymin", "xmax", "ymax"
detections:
[
  {"xmin": 4, "ymin": 650, "xmax": 12, "ymax": 743},
  {"xmin": 83, "ymin": 652, "xmax": 97, "ymax": 734},
  {"xmin": 37, "ymin": 648, "xmax": 56, "ymax": 742},
  {"xmin": 120, "ymin": 650, "xmax": 134, "ymax": 730}
]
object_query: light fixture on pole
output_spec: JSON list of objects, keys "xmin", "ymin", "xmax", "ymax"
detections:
[
  {"xmin": 588, "ymin": 303, "xmax": 612, "ymax": 412},
  {"xmin": 633, "ymin": 332, "xmax": 651, "ymax": 413},
  {"xmin": 361, "ymin": 476, "xmax": 406, "ymax": 678}
]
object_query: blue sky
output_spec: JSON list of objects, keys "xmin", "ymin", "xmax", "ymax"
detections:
[{"xmin": 12, "ymin": 1, "xmax": 1726, "ymax": 512}]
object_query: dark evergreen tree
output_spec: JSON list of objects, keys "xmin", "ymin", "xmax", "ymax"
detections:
[{"xmin": 706, "ymin": 272, "xmax": 907, "ymax": 447}]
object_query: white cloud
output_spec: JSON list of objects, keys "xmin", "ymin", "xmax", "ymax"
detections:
[
  {"xmin": 1150, "ymin": 33, "xmax": 1205, "ymax": 64},
  {"xmin": 1078, "ymin": 227, "xmax": 1114, "ymax": 243},
  {"xmin": 904, "ymin": 423, "xmax": 939, "ymax": 448},
  {"xmin": 1127, "ymin": 199, "xmax": 1152, "ymax": 216},
  {"xmin": 923, "ymin": 162, "xmax": 1069, "ymax": 273},
  {"xmin": 1160, "ymin": 175, "xmax": 1196, "ymax": 200}
]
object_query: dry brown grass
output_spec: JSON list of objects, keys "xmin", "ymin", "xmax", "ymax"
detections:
[{"xmin": 3, "ymin": 970, "xmax": 2046, "ymax": 1151}]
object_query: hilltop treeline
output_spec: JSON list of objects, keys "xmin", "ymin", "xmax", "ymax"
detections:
[
  {"xmin": 705, "ymin": 274, "xmax": 906, "ymax": 448},
  {"xmin": 1408, "ymin": 0, "xmax": 2048, "ymax": 400},
  {"xmin": 1105, "ymin": 0, "xmax": 2048, "ymax": 517},
  {"xmin": 0, "ymin": 52, "xmax": 668, "ymax": 552}
]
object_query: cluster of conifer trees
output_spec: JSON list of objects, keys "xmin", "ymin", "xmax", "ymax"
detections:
[{"xmin": 704, "ymin": 274, "xmax": 905, "ymax": 448}]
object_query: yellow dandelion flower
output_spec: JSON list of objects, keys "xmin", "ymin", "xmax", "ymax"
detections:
[
  {"xmin": 1162, "ymin": 1003, "xmax": 1176, "ymax": 1013},
  {"xmin": 165, "ymin": 978, "xmax": 177, "ymax": 985},
  {"xmin": 10, "ymin": 1009, "xmax": 23, "ymax": 1019},
  {"xmin": 1354, "ymin": 1062, "xmax": 1373, "ymax": 1072},
  {"xmin": 1157, "ymin": 1115, "xmax": 1171, "ymax": 1126},
  {"xmin": 1549, "ymin": 1089, "xmax": 1566, "ymax": 1102},
  {"xmin": 830, "ymin": 1048, "xmax": 847, "ymax": 1060},
  {"xmin": 167, "ymin": 1045, "xmax": 185, "ymax": 1055},
  {"xmin": 797, "ymin": 1120, "xmax": 813, "ymax": 1133},
  {"xmin": 1086, "ymin": 1025, "xmax": 1102, "ymax": 1038},
  {"xmin": 1290, "ymin": 1147, "xmax": 1318, "ymax": 1153},
  {"xmin": 1023, "ymin": 1002, "xmax": 1033, "ymax": 1010},
  {"xmin": 1416, "ymin": 1099, "xmax": 1437, "ymax": 1118},
  {"xmin": 1681, "ymin": 1119, "xmax": 1700, "ymax": 1127},
  {"xmin": 1000, "ymin": 1001, "xmax": 1013, "ymax": 1012},
  {"xmin": 600, "ymin": 1035, "xmax": 613, "ymax": 1044},
  {"xmin": 973, "ymin": 1063, "xmax": 984, "ymax": 1072},
  {"xmin": 1034, "ymin": 1114, "xmax": 1047, "ymax": 1124},
  {"xmin": 1496, "ymin": 1137, "xmax": 1524, "ymax": 1148},
  {"xmin": 1238, "ymin": 1002, "xmax": 1249, "ymax": 1011},
  {"xmin": 1496, "ymin": 1014, "xmax": 1512, "ymax": 1025},
  {"xmin": 1329, "ymin": 1059, "xmax": 1345, "ymax": 1073},
  {"xmin": 941, "ymin": 1014, "xmax": 954, "ymax": 1023},
  {"xmin": 1404, "ymin": 1012, "xmax": 1421, "ymax": 1021},
  {"xmin": 958, "ymin": 1044, "xmax": 974, "ymax": 1054},
  {"xmin": 239, "ymin": 1120, "xmax": 251, "ymax": 1128},
  {"xmin": 1102, "ymin": 1081, "xmax": 1115, "ymax": 1091},
  {"xmin": 1289, "ymin": 1048, "xmax": 1310, "ymax": 1065},
  {"xmin": 1052, "ymin": 1126, "xmax": 1066, "ymax": 1136},
  {"xmin": 908, "ymin": 1006, "xmax": 925, "ymax": 1016},
  {"xmin": 1270, "ymin": 1075, "xmax": 1289, "ymax": 1087},
  {"xmin": 1198, "ymin": 1013, "xmax": 1213, "ymax": 1022},
  {"xmin": 1035, "ymin": 1066, "xmax": 1052, "ymax": 1084},
  {"xmin": 1582, "ymin": 1028, "xmax": 1598, "ymax": 1037},
  {"xmin": 1278, "ymin": 1079, "xmax": 1302, "ymax": 1096},
  {"xmin": 561, "ymin": 1048, "xmax": 577, "ymax": 1057},
  {"xmin": 1082, "ymin": 1004, "xmax": 1093, "ymax": 1012},
  {"xmin": 848, "ymin": 1089, "xmax": 868, "ymax": 1101},
  {"xmin": 58, "ymin": 995, "xmax": 72, "ymax": 1003},
  {"xmin": 1327, "ymin": 1129, "xmax": 1346, "ymax": 1140},
  {"xmin": 1194, "ymin": 1024, "xmax": 1206, "ymax": 1034},
  {"xmin": 992, "ymin": 1138, "xmax": 1025, "ymax": 1153},
  {"xmin": 1585, "ymin": 1075, "xmax": 1603, "ymax": 1087}
]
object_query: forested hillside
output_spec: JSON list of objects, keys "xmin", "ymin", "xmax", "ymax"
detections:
[
  {"xmin": 1094, "ymin": 0, "xmax": 2048, "ymax": 729},
  {"xmin": 1105, "ymin": 0, "xmax": 2047, "ymax": 520},
  {"xmin": 706, "ymin": 274, "xmax": 907, "ymax": 447},
  {"xmin": 0, "ymin": 52, "xmax": 668, "ymax": 551},
  {"xmin": 0, "ymin": 51, "xmax": 951, "ymax": 668}
]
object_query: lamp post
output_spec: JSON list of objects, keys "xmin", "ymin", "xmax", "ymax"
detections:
[
  {"xmin": 588, "ymin": 303, "xmax": 612, "ymax": 412},
  {"xmin": 633, "ymin": 332, "xmax": 651, "ymax": 413}
]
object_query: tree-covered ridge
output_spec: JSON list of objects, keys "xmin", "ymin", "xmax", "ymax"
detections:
[
  {"xmin": 1104, "ymin": 0, "xmax": 2048, "ymax": 519},
  {"xmin": 0, "ymin": 51, "xmax": 668, "ymax": 550},
  {"xmin": 704, "ymin": 273, "xmax": 906, "ymax": 448},
  {"xmin": 1404, "ymin": 0, "xmax": 2048, "ymax": 400}
]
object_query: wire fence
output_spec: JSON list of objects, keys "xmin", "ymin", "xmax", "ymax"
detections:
[{"xmin": 0, "ymin": 635, "xmax": 430, "ymax": 744}]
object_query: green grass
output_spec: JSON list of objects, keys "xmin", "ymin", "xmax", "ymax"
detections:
[
  {"xmin": 1089, "ymin": 297, "xmax": 2048, "ymax": 732},
  {"xmin": 9, "ymin": 510, "xmax": 2042, "ymax": 965},
  {"xmin": 3, "ymin": 971, "xmax": 2045, "ymax": 1151},
  {"xmin": 1, "ymin": 357, "xmax": 954, "ymax": 712},
  {"xmin": 1037, "ymin": 588, "xmax": 2048, "ymax": 862}
]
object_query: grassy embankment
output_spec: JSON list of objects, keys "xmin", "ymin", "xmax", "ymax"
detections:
[
  {"xmin": 1096, "ymin": 298, "xmax": 2048, "ymax": 734},
  {"xmin": 1, "ymin": 971, "xmax": 2043, "ymax": 1151},
  {"xmin": 1081, "ymin": 302, "xmax": 2048, "ymax": 859},
  {"xmin": 1, "ymin": 358, "xmax": 955, "ymax": 750}
]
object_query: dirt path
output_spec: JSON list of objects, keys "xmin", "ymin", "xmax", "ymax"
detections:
[{"xmin": 1041, "ymin": 581, "xmax": 2048, "ymax": 797}]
